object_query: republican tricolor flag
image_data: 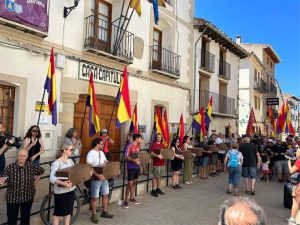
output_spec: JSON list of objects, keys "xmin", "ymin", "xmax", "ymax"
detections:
[
  {"xmin": 86, "ymin": 71, "xmax": 101, "ymax": 137},
  {"xmin": 44, "ymin": 47, "xmax": 57, "ymax": 125},
  {"xmin": 129, "ymin": 0, "xmax": 141, "ymax": 17},
  {"xmin": 204, "ymin": 96, "xmax": 213, "ymax": 131},
  {"xmin": 177, "ymin": 114, "xmax": 185, "ymax": 147},
  {"xmin": 116, "ymin": 66, "xmax": 132, "ymax": 127},
  {"xmin": 163, "ymin": 110, "xmax": 170, "ymax": 147},
  {"xmin": 129, "ymin": 103, "xmax": 138, "ymax": 134}
]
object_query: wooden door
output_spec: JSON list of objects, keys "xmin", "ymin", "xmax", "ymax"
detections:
[
  {"xmin": 74, "ymin": 95, "xmax": 121, "ymax": 162},
  {"xmin": 152, "ymin": 28, "xmax": 162, "ymax": 70},
  {"xmin": 93, "ymin": 0, "xmax": 112, "ymax": 52},
  {"xmin": 0, "ymin": 84, "xmax": 15, "ymax": 134}
]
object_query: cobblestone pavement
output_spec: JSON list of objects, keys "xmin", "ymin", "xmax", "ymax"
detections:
[{"xmin": 74, "ymin": 173, "xmax": 290, "ymax": 225}]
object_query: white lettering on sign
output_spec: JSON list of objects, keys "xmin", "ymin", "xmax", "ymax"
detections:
[{"xmin": 79, "ymin": 61, "xmax": 122, "ymax": 87}]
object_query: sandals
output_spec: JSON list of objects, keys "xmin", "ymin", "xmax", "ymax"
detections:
[{"xmin": 226, "ymin": 190, "xmax": 232, "ymax": 194}]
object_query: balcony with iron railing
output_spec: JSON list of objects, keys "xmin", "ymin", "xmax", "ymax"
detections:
[
  {"xmin": 149, "ymin": 45, "xmax": 181, "ymax": 79},
  {"xmin": 219, "ymin": 60, "xmax": 231, "ymax": 80},
  {"xmin": 84, "ymin": 15, "xmax": 134, "ymax": 64},
  {"xmin": 200, "ymin": 51, "xmax": 215, "ymax": 73},
  {"xmin": 269, "ymin": 83, "xmax": 277, "ymax": 95},
  {"xmin": 254, "ymin": 79, "xmax": 267, "ymax": 93},
  {"xmin": 199, "ymin": 90, "xmax": 236, "ymax": 115}
]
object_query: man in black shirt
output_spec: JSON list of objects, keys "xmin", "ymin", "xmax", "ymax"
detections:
[
  {"xmin": 208, "ymin": 134, "xmax": 218, "ymax": 177},
  {"xmin": 239, "ymin": 137, "xmax": 261, "ymax": 195},
  {"xmin": 271, "ymin": 137, "xmax": 289, "ymax": 182}
]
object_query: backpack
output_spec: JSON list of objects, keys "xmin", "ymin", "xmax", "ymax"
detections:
[{"xmin": 228, "ymin": 151, "xmax": 239, "ymax": 168}]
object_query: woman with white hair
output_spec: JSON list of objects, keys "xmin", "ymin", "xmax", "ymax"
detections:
[{"xmin": 64, "ymin": 128, "xmax": 82, "ymax": 164}]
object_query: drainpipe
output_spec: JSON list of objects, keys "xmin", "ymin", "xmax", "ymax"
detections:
[{"xmin": 192, "ymin": 26, "xmax": 208, "ymax": 114}]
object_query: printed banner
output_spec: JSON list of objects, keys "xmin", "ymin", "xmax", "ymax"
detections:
[{"xmin": 0, "ymin": 0, "xmax": 48, "ymax": 33}]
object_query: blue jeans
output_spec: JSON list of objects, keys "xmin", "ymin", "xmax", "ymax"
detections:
[
  {"xmin": 91, "ymin": 179, "xmax": 109, "ymax": 198},
  {"xmin": 227, "ymin": 166, "xmax": 242, "ymax": 188}
]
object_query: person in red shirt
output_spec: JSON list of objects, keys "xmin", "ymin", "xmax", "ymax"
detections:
[
  {"xmin": 150, "ymin": 133, "xmax": 165, "ymax": 197},
  {"xmin": 287, "ymin": 147, "xmax": 300, "ymax": 225},
  {"xmin": 100, "ymin": 129, "xmax": 114, "ymax": 160}
]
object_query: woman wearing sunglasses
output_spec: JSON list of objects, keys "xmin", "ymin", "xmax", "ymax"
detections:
[{"xmin": 23, "ymin": 125, "xmax": 45, "ymax": 165}]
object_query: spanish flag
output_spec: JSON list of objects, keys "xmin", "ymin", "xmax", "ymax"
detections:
[
  {"xmin": 129, "ymin": 0, "xmax": 141, "ymax": 17},
  {"xmin": 44, "ymin": 47, "xmax": 57, "ymax": 125},
  {"xmin": 129, "ymin": 103, "xmax": 138, "ymax": 134},
  {"xmin": 86, "ymin": 71, "xmax": 100, "ymax": 137},
  {"xmin": 204, "ymin": 96, "xmax": 213, "ymax": 130},
  {"xmin": 177, "ymin": 114, "xmax": 184, "ymax": 147},
  {"xmin": 163, "ymin": 110, "xmax": 170, "ymax": 147},
  {"xmin": 116, "ymin": 66, "xmax": 131, "ymax": 127}
]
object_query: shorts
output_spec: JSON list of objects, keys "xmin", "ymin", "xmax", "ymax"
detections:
[
  {"xmin": 128, "ymin": 168, "xmax": 140, "ymax": 181},
  {"xmin": 211, "ymin": 153, "xmax": 218, "ymax": 165},
  {"xmin": 274, "ymin": 160, "xmax": 289, "ymax": 175},
  {"xmin": 198, "ymin": 156, "xmax": 209, "ymax": 167},
  {"xmin": 242, "ymin": 167, "xmax": 257, "ymax": 179},
  {"xmin": 217, "ymin": 153, "xmax": 225, "ymax": 162},
  {"xmin": 153, "ymin": 166, "xmax": 165, "ymax": 178},
  {"xmin": 91, "ymin": 179, "xmax": 109, "ymax": 198},
  {"xmin": 53, "ymin": 191, "xmax": 75, "ymax": 216},
  {"xmin": 261, "ymin": 170, "xmax": 270, "ymax": 174}
]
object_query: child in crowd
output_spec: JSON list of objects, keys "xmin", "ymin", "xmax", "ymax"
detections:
[{"xmin": 260, "ymin": 155, "xmax": 270, "ymax": 182}]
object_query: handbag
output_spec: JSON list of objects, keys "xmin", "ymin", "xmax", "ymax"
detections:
[{"xmin": 290, "ymin": 172, "xmax": 300, "ymax": 185}]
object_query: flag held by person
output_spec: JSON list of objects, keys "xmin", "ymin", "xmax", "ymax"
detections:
[
  {"xmin": 163, "ymin": 110, "xmax": 170, "ymax": 147},
  {"xmin": 204, "ymin": 96, "xmax": 213, "ymax": 130},
  {"xmin": 116, "ymin": 66, "xmax": 132, "ymax": 127},
  {"xmin": 177, "ymin": 114, "xmax": 185, "ymax": 147},
  {"xmin": 44, "ymin": 47, "xmax": 57, "ymax": 126},
  {"xmin": 268, "ymin": 106, "xmax": 276, "ymax": 137},
  {"xmin": 129, "ymin": 0, "xmax": 141, "ymax": 17},
  {"xmin": 129, "ymin": 103, "xmax": 138, "ymax": 134},
  {"xmin": 86, "ymin": 71, "xmax": 100, "ymax": 136},
  {"xmin": 276, "ymin": 103, "xmax": 285, "ymax": 134},
  {"xmin": 246, "ymin": 108, "xmax": 256, "ymax": 136}
]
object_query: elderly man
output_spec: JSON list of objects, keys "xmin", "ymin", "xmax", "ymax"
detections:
[
  {"xmin": 272, "ymin": 137, "xmax": 289, "ymax": 182},
  {"xmin": 218, "ymin": 197, "xmax": 266, "ymax": 225},
  {"xmin": 0, "ymin": 149, "xmax": 44, "ymax": 225},
  {"xmin": 239, "ymin": 137, "xmax": 261, "ymax": 195}
]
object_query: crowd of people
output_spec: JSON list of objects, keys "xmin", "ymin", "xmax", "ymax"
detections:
[{"xmin": 0, "ymin": 120, "xmax": 300, "ymax": 224}]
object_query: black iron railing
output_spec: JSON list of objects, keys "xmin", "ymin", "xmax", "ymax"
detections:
[
  {"xmin": 219, "ymin": 60, "xmax": 231, "ymax": 79},
  {"xmin": 270, "ymin": 84, "xmax": 277, "ymax": 95},
  {"xmin": 150, "ymin": 45, "xmax": 181, "ymax": 78},
  {"xmin": 254, "ymin": 79, "xmax": 267, "ymax": 93},
  {"xmin": 199, "ymin": 90, "xmax": 236, "ymax": 115},
  {"xmin": 84, "ymin": 15, "xmax": 134, "ymax": 63},
  {"xmin": 200, "ymin": 50, "xmax": 215, "ymax": 73}
]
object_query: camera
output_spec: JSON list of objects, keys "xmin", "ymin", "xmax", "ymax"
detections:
[{"xmin": 3, "ymin": 133, "xmax": 22, "ymax": 149}]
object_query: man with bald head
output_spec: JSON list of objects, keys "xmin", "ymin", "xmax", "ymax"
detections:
[
  {"xmin": 218, "ymin": 197, "xmax": 266, "ymax": 225},
  {"xmin": 0, "ymin": 149, "xmax": 44, "ymax": 225},
  {"xmin": 239, "ymin": 137, "xmax": 261, "ymax": 195}
]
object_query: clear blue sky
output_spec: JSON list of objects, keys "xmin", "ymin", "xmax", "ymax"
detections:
[{"xmin": 195, "ymin": 0, "xmax": 300, "ymax": 98}]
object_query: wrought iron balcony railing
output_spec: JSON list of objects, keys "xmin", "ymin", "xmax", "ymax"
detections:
[
  {"xmin": 254, "ymin": 79, "xmax": 267, "ymax": 93},
  {"xmin": 84, "ymin": 15, "xmax": 134, "ymax": 64},
  {"xmin": 219, "ymin": 60, "xmax": 231, "ymax": 79},
  {"xmin": 200, "ymin": 51, "xmax": 215, "ymax": 73},
  {"xmin": 150, "ymin": 45, "xmax": 181, "ymax": 79},
  {"xmin": 199, "ymin": 90, "xmax": 236, "ymax": 115}
]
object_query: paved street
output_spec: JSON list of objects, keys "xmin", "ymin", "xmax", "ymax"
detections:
[{"xmin": 73, "ymin": 173, "xmax": 290, "ymax": 225}]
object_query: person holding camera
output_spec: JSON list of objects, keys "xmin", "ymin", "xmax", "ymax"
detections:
[
  {"xmin": 23, "ymin": 125, "xmax": 45, "ymax": 165},
  {"xmin": 0, "ymin": 122, "xmax": 15, "ymax": 173},
  {"xmin": 87, "ymin": 138, "xmax": 114, "ymax": 223},
  {"xmin": 287, "ymin": 147, "xmax": 300, "ymax": 225},
  {"xmin": 50, "ymin": 144, "xmax": 77, "ymax": 225}
]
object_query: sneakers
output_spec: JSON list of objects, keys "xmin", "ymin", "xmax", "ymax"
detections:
[
  {"xmin": 129, "ymin": 198, "xmax": 139, "ymax": 204},
  {"xmin": 151, "ymin": 190, "xmax": 159, "ymax": 197},
  {"xmin": 123, "ymin": 201, "xmax": 129, "ymax": 209},
  {"xmin": 172, "ymin": 185, "xmax": 179, "ymax": 190},
  {"xmin": 91, "ymin": 214, "xmax": 99, "ymax": 224},
  {"xmin": 287, "ymin": 217, "xmax": 297, "ymax": 225},
  {"xmin": 101, "ymin": 211, "xmax": 114, "ymax": 219},
  {"xmin": 176, "ymin": 184, "xmax": 182, "ymax": 189},
  {"xmin": 156, "ymin": 188, "xmax": 165, "ymax": 195},
  {"xmin": 251, "ymin": 191, "xmax": 256, "ymax": 195}
]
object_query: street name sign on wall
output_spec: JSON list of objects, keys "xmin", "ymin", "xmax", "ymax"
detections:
[
  {"xmin": 267, "ymin": 97, "xmax": 279, "ymax": 105},
  {"xmin": 79, "ymin": 61, "xmax": 122, "ymax": 87}
]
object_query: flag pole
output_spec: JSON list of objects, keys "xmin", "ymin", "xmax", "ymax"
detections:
[
  {"xmin": 80, "ymin": 105, "xmax": 87, "ymax": 139},
  {"xmin": 185, "ymin": 123, "xmax": 192, "ymax": 135},
  {"xmin": 107, "ymin": 87, "xmax": 120, "ymax": 134},
  {"xmin": 37, "ymin": 89, "xmax": 46, "ymax": 126}
]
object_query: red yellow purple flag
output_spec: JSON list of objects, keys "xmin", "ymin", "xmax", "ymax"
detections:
[
  {"xmin": 86, "ymin": 71, "xmax": 100, "ymax": 136},
  {"xmin": 177, "ymin": 114, "xmax": 185, "ymax": 147},
  {"xmin": 246, "ymin": 108, "xmax": 256, "ymax": 136},
  {"xmin": 163, "ymin": 110, "xmax": 170, "ymax": 147},
  {"xmin": 44, "ymin": 47, "xmax": 57, "ymax": 125},
  {"xmin": 129, "ymin": 0, "xmax": 141, "ymax": 17},
  {"xmin": 129, "ymin": 103, "xmax": 138, "ymax": 134},
  {"xmin": 116, "ymin": 66, "xmax": 131, "ymax": 127}
]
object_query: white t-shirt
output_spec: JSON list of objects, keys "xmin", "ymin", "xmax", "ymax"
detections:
[
  {"xmin": 215, "ymin": 137, "xmax": 223, "ymax": 144},
  {"xmin": 86, "ymin": 149, "xmax": 107, "ymax": 166},
  {"xmin": 261, "ymin": 161, "xmax": 270, "ymax": 171}
]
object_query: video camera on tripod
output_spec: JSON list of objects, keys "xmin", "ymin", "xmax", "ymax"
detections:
[{"xmin": 0, "ymin": 133, "xmax": 22, "ymax": 149}]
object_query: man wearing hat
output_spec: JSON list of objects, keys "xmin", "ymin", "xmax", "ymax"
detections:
[{"xmin": 100, "ymin": 129, "xmax": 114, "ymax": 160}]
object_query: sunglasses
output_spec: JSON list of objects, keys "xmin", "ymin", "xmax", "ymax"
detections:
[
  {"xmin": 32, "ymin": 129, "xmax": 38, "ymax": 132},
  {"xmin": 66, "ymin": 148, "xmax": 74, "ymax": 151}
]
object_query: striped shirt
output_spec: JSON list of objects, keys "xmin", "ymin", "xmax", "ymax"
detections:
[{"xmin": 2, "ymin": 161, "xmax": 44, "ymax": 204}]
